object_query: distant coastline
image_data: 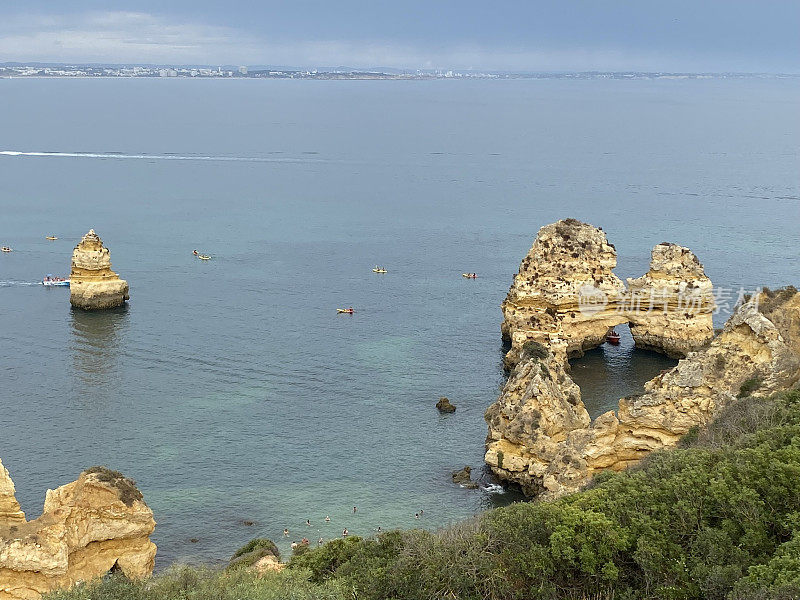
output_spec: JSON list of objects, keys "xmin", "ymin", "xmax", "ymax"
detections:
[{"xmin": 1, "ymin": 64, "xmax": 798, "ymax": 80}]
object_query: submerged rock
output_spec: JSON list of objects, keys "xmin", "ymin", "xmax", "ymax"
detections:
[
  {"xmin": 0, "ymin": 464, "xmax": 156, "ymax": 600},
  {"xmin": 69, "ymin": 229, "xmax": 129, "ymax": 310},
  {"xmin": 436, "ymin": 397, "xmax": 456, "ymax": 413},
  {"xmin": 452, "ymin": 466, "xmax": 479, "ymax": 489}
]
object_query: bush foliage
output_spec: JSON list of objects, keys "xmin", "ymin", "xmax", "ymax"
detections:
[{"xmin": 47, "ymin": 391, "xmax": 800, "ymax": 600}]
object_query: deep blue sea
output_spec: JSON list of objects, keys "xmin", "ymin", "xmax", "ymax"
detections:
[{"xmin": 0, "ymin": 77, "xmax": 798, "ymax": 567}]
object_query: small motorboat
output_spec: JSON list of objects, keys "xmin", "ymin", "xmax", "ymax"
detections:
[
  {"xmin": 337, "ymin": 308, "xmax": 355, "ymax": 314},
  {"xmin": 372, "ymin": 266, "xmax": 387, "ymax": 273},
  {"xmin": 1, "ymin": 246, "xmax": 11, "ymax": 253},
  {"xmin": 42, "ymin": 274, "xmax": 69, "ymax": 287},
  {"xmin": 198, "ymin": 255, "xmax": 212, "ymax": 260},
  {"xmin": 462, "ymin": 273, "xmax": 477, "ymax": 279},
  {"xmin": 45, "ymin": 236, "xmax": 58, "ymax": 240},
  {"xmin": 606, "ymin": 330, "xmax": 621, "ymax": 345}
]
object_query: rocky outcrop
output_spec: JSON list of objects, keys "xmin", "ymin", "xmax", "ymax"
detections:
[
  {"xmin": 501, "ymin": 219, "xmax": 627, "ymax": 366},
  {"xmin": 0, "ymin": 462, "xmax": 25, "ymax": 527},
  {"xmin": 487, "ymin": 218, "xmax": 797, "ymax": 499},
  {"xmin": 626, "ymin": 242, "xmax": 715, "ymax": 357},
  {"xmin": 69, "ymin": 230, "xmax": 129, "ymax": 310},
  {"xmin": 0, "ymin": 465, "xmax": 156, "ymax": 600},
  {"xmin": 486, "ymin": 286, "xmax": 800, "ymax": 499},
  {"xmin": 451, "ymin": 466, "xmax": 479, "ymax": 489},
  {"xmin": 436, "ymin": 397, "xmax": 456, "ymax": 413}
]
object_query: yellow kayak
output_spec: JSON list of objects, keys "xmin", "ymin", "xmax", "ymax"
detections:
[
  {"xmin": 337, "ymin": 308, "xmax": 355, "ymax": 314},
  {"xmin": 1, "ymin": 247, "xmax": 12, "ymax": 252},
  {"xmin": 45, "ymin": 236, "xmax": 58, "ymax": 240},
  {"xmin": 462, "ymin": 273, "xmax": 477, "ymax": 278},
  {"xmin": 198, "ymin": 255, "xmax": 212, "ymax": 260},
  {"xmin": 372, "ymin": 268, "xmax": 387, "ymax": 273}
]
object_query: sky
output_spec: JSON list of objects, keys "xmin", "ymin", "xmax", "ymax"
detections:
[{"xmin": 1, "ymin": 1, "xmax": 799, "ymax": 72}]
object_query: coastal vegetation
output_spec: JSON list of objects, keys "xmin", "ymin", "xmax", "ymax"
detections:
[{"xmin": 44, "ymin": 390, "xmax": 800, "ymax": 600}]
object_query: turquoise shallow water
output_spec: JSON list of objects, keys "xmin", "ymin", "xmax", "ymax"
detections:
[{"xmin": 0, "ymin": 77, "xmax": 798, "ymax": 567}]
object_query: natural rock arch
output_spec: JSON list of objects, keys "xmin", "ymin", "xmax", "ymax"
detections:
[{"xmin": 485, "ymin": 219, "xmax": 800, "ymax": 498}]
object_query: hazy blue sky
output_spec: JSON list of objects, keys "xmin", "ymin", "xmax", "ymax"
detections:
[{"xmin": 1, "ymin": 1, "xmax": 799, "ymax": 72}]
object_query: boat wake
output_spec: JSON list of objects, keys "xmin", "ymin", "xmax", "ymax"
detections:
[
  {"xmin": 0, "ymin": 150, "xmax": 327, "ymax": 164},
  {"xmin": 0, "ymin": 280, "xmax": 39, "ymax": 287}
]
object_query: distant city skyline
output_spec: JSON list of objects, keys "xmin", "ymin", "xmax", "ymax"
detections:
[{"xmin": 1, "ymin": 1, "xmax": 799, "ymax": 73}]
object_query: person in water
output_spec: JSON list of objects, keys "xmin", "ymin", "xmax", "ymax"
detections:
[
  {"xmin": 342, "ymin": 528, "xmax": 348, "ymax": 537},
  {"xmin": 193, "ymin": 250, "xmax": 198, "ymax": 256},
  {"xmin": 306, "ymin": 519, "xmax": 311, "ymax": 526},
  {"xmin": 283, "ymin": 528, "xmax": 289, "ymax": 537},
  {"xmin": 325, "ymin": 516, "xmax": 331, "ymax": 522},
  {"xmin": 353, "ymin": 506, "xmax": 357, "ymax": 513}
]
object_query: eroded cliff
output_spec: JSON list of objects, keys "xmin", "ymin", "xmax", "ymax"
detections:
[
  {"xmin": 486, "ymin": 219, "xmax": 798, "ymax": 499},
  {"xmin": 0, "ymin": 464, "xmax": 156, "ymax": 600}
]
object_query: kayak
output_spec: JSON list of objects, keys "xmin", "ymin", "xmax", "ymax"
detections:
[
  {"xmin": 462, "ymin": 273, "xmax": 477, "ymax": 278},
  {"xmin": 372, "ymin": 268, "xmax": 387, "ymax": 273},
  {"xmin": 337, "ymin": 309, "xmax": 354, "ymax": 314},
  {"xmin": 1, "ymin": 247, "xmax": 11, "ymax": 253},
  {"xmin": 198, "ymin": 255, "xmax": 212, "ymax": 260},
  {"xmin": 45, "ymin": 236, "xmax": 58, "ymax": 240}
]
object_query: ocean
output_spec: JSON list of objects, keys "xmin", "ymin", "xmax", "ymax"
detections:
[{"xmin": 1, "ymin": 77, "xmax": 798, "ymax": 567}]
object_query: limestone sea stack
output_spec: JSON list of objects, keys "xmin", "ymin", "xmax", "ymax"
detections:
[
  {"xmin": 626, "ymin": 242, "xmax": 715, "ymax": 357},
  {"xmin": 0, "ymin": 461, "xmax": 25, "ymax": 526},
  {"xmin": 501, "ymin": 219, "xmax": 627, "ymax": 366},
  {"xmin": 486, "ymin": 221, "xmax": 799, "ymax": 499},
  {"xmin": 0, "ymin": 464, "xmax": 156, "ymax": 600},
  {"xmin": 486, "ymin": 219, "xmax": 798, "ymax": 499},
  {"xmin": 69, "ymin": 230, "xmax": 129, "ymax": 310}
]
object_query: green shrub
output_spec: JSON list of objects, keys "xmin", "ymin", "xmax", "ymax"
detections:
[
  {"xmin": 44, "ymin": 567, "xmax": 350, "ymax": 600},
  {"xmin": 738, "ymin": 378, "xmax": 762, "ymax": 398},
  {"xmin": 228, "ymin": 538, "xmax": 280, "ymax": 569},
  {"xmin": 521, "ymin": 340, "xmax": 549, "ymax": 360}
]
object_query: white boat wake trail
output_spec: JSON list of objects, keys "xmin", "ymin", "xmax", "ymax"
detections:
[{"xmin": 0, "ymin": 150, "xmax": 326, "ymax": 164}]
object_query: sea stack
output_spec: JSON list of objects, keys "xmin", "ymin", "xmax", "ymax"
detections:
[
  {"xmin": 485, "ymin": 220, "xmax": 800, "ymax": 499},
  {"xmin": 69, "ymin": 229, "xmax": 129, "ymax": 310}
]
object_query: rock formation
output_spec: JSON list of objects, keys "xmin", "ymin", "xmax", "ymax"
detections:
[
  {"xmin": 0, "ymin": 465, "xmax": 156, "ymax": 600},
  {"xmin": 451, "ymin": 466, "xmax": 479, "ymax": 489},
  {"xmin": 626, "ymin": 242, "xmax": 715, "ymax": 357},
  {"xmin": 0, "ymin": 462, "xmax": 25, "ymax": 527},
  {"xmin": 487, "ymin": 282, "xmax": 800, "ymax": 498},
  {"xmin": 69, "ymin": 230, "xmax": 129, "ymax": 310},
  {"xmin": 501, "ymin": 219, "xmax": 627, "ymax": 366},
  {"xmin": 436, "ymin": 397, "xmax": 456, "ymax": 413},
  {"xmin": 486, "ymin": 219, "xmax": 798, "ymax": 499}
]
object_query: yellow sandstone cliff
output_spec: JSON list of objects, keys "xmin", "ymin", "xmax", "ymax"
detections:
[
  {"xmin": 0, "ymin": 464, "xmax": 156, "ymax": 600},
  {"xmin": 501, "ymin": 219, "xmax": 627, "ymax": 366},
  {"xmin": 486, "ymin": 219, "xmax": 798, "ymax": 499},
  {"xmin": 69, "ymin": 230, "xmax": 129, "ymax": 310}
]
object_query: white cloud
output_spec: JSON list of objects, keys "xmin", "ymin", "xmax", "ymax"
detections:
[{"xmin": 0, "ymin": 10, "xmax": 708, "ymax": 71}]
